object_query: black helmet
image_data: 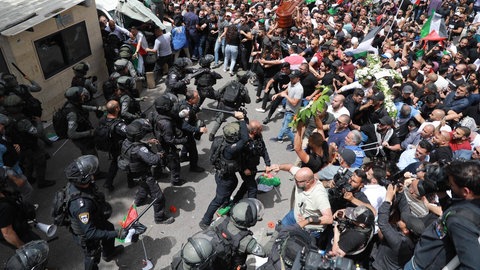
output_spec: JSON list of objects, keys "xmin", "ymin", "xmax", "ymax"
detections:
[
  {"xmin": 117, "ymin": 76, "xmax": 135, "ymax": 91},
  {"xmin": 3, "ymin": 94, "xmax": 23, "ymax": 107},
  {"xmin": 5, "ymin": 240, "xmax": 49, "ymax": 270},
  {"xmin": 174, "ymin": 58, "xmax": 193, "ymax": 69},
  {"xmin": 236, "ymin": 71, "xmax": 251, "ymax": 84},
  {"xmin": 154, "ymin": 94, "xmax": 175, "ymax": 114},
  {"xmin": 65, "ymin": 155, "xmax": 99, "ymax": 185},
  {"xmin": 181, "ymin": 236, "xmax": 214, "ymax": 269},
  {"xmin": 230, "ymin": 198, "xmax": 264, "ymax": 229},
  {"xmin": 119, "ymin": 50, "xmax": 132, "ymax": 59},
  {"xmin": 72, "ymin": 62, "xmax": 90, "ymax": 75},
  {"xmin": 1, "ymin": 73, "xmax": 18, "ymax": 88},
  {"xmin": 114, "ymin": 59, "xmax": 129, "ymax": 71},
  {"xmin": 199, "ymin": 54, "xmax": 214, "ymax": 68},
  {"xmin": 0, "ymin": 113, "xmax": 11, "ymax": 126},
  {"xmin": 223, "ymin": 122, "xmax": 240, "ymax": 143},
  {"xmin": 65, "ymin": 86, "xmax": 90, "ymax": 103},
  {"xmin": 126, "ymin": 118, "xmax": 153, "ymax": 142}
]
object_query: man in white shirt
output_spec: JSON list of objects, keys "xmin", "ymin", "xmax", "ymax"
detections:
[
  {"xmin": 128, "ymin": 26, "xmax": 149, "ymax": 75},
  {"xmin": 327, "ymin": 94, "xmax": 350, "ymax": 119},
  {"xmin": 105, "ymin": 20, "xmax": 132, "ymax": 41},
  {"xmin": 397, "ymin": 140, "xmax": 433, "ymax": 171}
]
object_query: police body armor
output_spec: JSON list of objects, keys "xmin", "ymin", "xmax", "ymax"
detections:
[
  {"xmin": 215, "ymin": 140, "xmax": 241, "ymax": 176},
  {"xmin": 120, "ymin": 140, "xmax": 151, "ymax": 177},
  {"xmin": 166, "ymin": 68, "xmax": 187, "ymax": 95},
  {"xmin": 64, "ymin": 102, "xmax": 93, "ymax": 132},
  {"xmin": 7, "ymin": 85, "xmax": 43, "ymax": 118},
  {"xmin": 241, "ymin": 137, "xmax": 266, "ymax": 170},
  {"xmin": 68, "ymin": 183, "xmax": 111, "ymax": 239},
  {"xmin": 195, "ymin": 70, "xmax": 218, "ymax": 98}
]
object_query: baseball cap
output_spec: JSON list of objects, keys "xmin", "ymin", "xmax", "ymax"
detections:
[
  {"xmin": 289, "ymin": 69, "xmax": 302, "ymax": 79},
  {"xmin": 225, "ymin": 12, "xmax": 232, "ymax": 17},
  {"xmin": 454, "ymin": 11, "xmax": 461, "ymax": 16},
  {"xmin": 379, "ymin": 115, "xmax": 393, "ymax": 126},
  {"xmin": 339, "ymin": 148, "xmax": 356, "ymax": 166},
  {"xmin": 332, "ymin": 60, "xmax": 343, "ymax": 67},
  {"xmin": 402, "ymin": 85, "xmax": 413, "ymax": 94},
  {"xmin": 291, "ymin": 26, "xmax": 298, "ymax": 31},
  {"xmin": 344, "ymin": 51, "xmax": 354, "ymax": 57},
  {"xmin": 372, "ymin": 91, "xmax": 385, "ymax": 101},
  {"xmin": 345, "ymin": 206, "xmax": 375, "ymax": 226},
  {"xmin": 381, "ymin": 52, "xmax": 393, "ymax": 59}
]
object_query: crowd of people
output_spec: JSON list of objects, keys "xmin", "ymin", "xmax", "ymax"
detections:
[{"xmin": 1, "ymin": 0, "xmax": 480, "ymax": 269}]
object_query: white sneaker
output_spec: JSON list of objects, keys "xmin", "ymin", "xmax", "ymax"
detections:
[
  {"xmin": 223, "ymin": 69, "xmax": 227, "ymax": 73},
  {"xmin": 277, "ymin": 107, "xmax": 286, "ymax": 113},
  {"xmin": 255, "ymin": 108, "xmax": 266, "ymax": 113}
]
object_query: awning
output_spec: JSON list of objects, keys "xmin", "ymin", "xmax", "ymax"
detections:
[
  {"xmin": 117, "ymin": 0, "xmax": 167, "ymax": 30},
  {"xmin": 0, "ymin": 0, "xmax": 85, "ymax": 36}
]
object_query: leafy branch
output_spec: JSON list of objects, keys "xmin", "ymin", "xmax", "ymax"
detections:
[{"xmin": 289, "ymin": 86, "xmax": 331, "ymax": 128}]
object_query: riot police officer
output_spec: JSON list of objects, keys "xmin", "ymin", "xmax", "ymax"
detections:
[
  {"xmin": 100, "ymin": 100, "xmax": 127, "ymax": 191},
  {"xmin": 64, "ymin": 87, "xmax": 96, "ymax": 153},
  {"xmin": 195, "ymin": 54, "xmax": 222, "ymax": 107},
  {"xmin": 3, "ymin": 95, "xmax": 54, "ymax": 189},
  {"xmin": 71, "ymin": 61, "xmax": 98, "ymax": 102},
  {"xmin": 1, "ymin": 73, "xmax": 42, "ymax": 119},
  {"xmin": 200, "ymin": 113, "xmax": 249, "ymax": 229},
  {"xmin": 174, "ymin": 198, "xmax": 266, "ymax": 270},
  {"xmin": 151, "ymin": 95, "xmax": 187, "ymax": 185},
  {"xmin": 166, "ymin": 57, "xmax": 193, "ymax": 96},
  {"xmin": 232, "ymin": 120, "xmax": 271, "ymax": 203},
  {"xmin": 178, "ymin": 89, "xmax": 207, "ymax": 173},
  {"xmin": 121, "ymin": 119, "xmax": 175, "ymax": 224},
  {"xmin": 65, "ymin": 155, "xmax": 124, "ymax": 269},
  {"xmin": 115, "ymin": 76, "xmax": 142, "ymax": 124},
  {"xmin": 208, "ymin": 72, "xmax": 251, "ymax": 141}
]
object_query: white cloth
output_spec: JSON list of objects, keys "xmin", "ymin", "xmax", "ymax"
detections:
[
  {"xmin": 293, "ymin": 180, "xmax": 331, "ymax": 231},
  {"xmin": 361, "ymin": 184, "xmax": 386, "ymax": 213},
  {"xmin": 397, "ymin": 148, "xmax": 430, "ymax": 170},
  {"xmin": 327, "ymin": 105, "xmax": 350, "ymax": 119}
]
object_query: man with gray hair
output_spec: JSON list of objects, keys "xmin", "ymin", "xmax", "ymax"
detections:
[{"xmin": 344, "ymin": 130, "xmax": 365, "ymax": 168}]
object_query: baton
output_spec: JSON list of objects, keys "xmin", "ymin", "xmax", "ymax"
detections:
[
  {"xmin": 11, "ymin": 62, "xmax": 26, "ymax": 77},
  {"xmin": 201, "ymin": 107, "xmax": 236, "ymax": 115},
  {"xmin": 125, "ymin": 197, "xmax": 158, "ymax": 230}
]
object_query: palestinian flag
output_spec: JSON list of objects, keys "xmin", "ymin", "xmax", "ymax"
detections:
[
  {"xmin": 345, "ymin": 26, "xmax": 382, "ymax": 59},
  {"xmin": 121, "ymin": 204, "xmax": 138, "ymax": 229},
  {"xmin": 420, "ymin": 12, "xmax": 447, "ymax": 39}
]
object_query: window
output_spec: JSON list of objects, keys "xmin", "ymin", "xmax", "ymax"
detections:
[
  {"xmin": 34, "ymin": 21, "xmax": 91, "ymax": 79},
  {"xmin": 0, "ymin": 48, "xmax": 8, "ymax": 74}
]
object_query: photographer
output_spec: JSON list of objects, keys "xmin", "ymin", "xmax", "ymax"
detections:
[
  {"xmin": 370, "ymin": 184, "xmax": 425, "ymax": 270},
  {"xmin": 328, "ymin": 165, "xmax": 375, "ymax": 215},
  {"xmin": 330, "ymin": 206, "xmax": 375, "ymax": 258},
  {"xmin": 404, "ymin": 160, "xmax": 480, "ymax": 270}
]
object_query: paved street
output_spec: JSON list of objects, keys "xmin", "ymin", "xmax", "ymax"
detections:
[{"xmin": 0, "ymin": 68, "xmax": 300, "ymax": 269}]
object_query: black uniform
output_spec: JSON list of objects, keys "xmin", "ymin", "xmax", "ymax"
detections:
[
  {"xmin": 67, "ymin": 182, "xmax": 117, "ymax": 270},
  {"xmin": 120, "ymin": 139, "xmax": 170, "ymax": 222},
  {"xmin": 209, "ymin": 81, "xmax": 251, "ymax": 140},
  {"xmin": 201, "ymin": 120, "xmax": 249, "ymax": 226},
  {"xmin": 233, "ymin": 135, "xmax": 271, "ymax": 202},
  {"xmin": 195, "ymin": 68, "xmax": 222, "ymax": 107},
  {"xmin": 152, "ymin": 111, "xmax": 187, "ymax": 184},
  {"xmin": 119, "ymin": 93, "xmax": 142, "ymax": 124},
  {"xmin": 166, "ymin": 66, "xmax": 190, "ymax": 96},
  {"xmin": 178, "ymin": 100, "xmax": 203, "ymax": 169},
  {"xmin": 65, "ymin": 101, "xmax": 97, "ymax": 156},
  {"xmin": 0, "ymin": 191, "xmax": 40, "ymax": 248},
  {"xmin": 101, "ymin": 117, "xmax": 127, "ymax": 190},
  {"xmin": 6, "ymin": 113, "xmax": 49, "ymax": 188}
]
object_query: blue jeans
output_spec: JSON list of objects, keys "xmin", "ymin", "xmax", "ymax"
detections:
[
  {"xmin": 277, "ymin": 111, "xmax": 294, "ymax": 142},
  {"xmin": 404, "ymin": 257, "xmax": 423, "ymax": 270},
  {"xmin": 281, "ymin": 210, "xmax": 297, "ymax": 226},
  {"xmin": 198, "ymin": 34, "xmax": 207, "ymax": 58},
  {"xmin": 214, "ymin": 38, "xmax": 225, "ymax": 65},
  {"xmin": 224, "ymin": 44, "xmax": 238, "ymax": 72}
]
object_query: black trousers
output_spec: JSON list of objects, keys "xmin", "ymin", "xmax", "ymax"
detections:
[
  {"xmin": 181, "ymin": 134, "xmax": 199, "ymax": 168},
  {"xmin": 134, "ymin": 176, "xmax": 167, "ymax": 221},
  {"xmin": 233, "ymin": 170, "xmax": 258, "ymax": 203},
  {"xmin": 201, "ymin": 172, "xmax": 238, "ymax": 225},
  {"xmin": 74, "ymin": 220, "xmax": 114, "ymax": 270}
]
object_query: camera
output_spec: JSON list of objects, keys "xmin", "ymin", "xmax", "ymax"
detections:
[
  {"xmin": 291, "ymin": 247, "xmax": 357, "ymax": 270},
  {"xmin": 417, "ymin": 162, "xmax": 448, "ymax": 196},
  {"xmin": 328, "ymin": 167, "xmax": 354, "ymax": 199}
]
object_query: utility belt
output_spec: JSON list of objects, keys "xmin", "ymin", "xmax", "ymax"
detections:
[{"xmin": 130, "ymin": 172, "xmax": 150, "ymax": 182}]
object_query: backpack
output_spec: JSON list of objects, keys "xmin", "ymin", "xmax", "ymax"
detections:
[
  {"xmin": 51, "ymin": 184, "xmax": 93, "ymax": 227},
  {"xmin": 11, "ymin": 86, "xmax": 43, "ymax": 118},
  {"xmin": 52, "ymin": 104, "xmax": 69, "ymax": 139},
  {"xmin": 222, "ymin": 81, "xmax": 243, "ymax": 107},
  {"xmin": 210, "ymin": 136, "xmax": 226, "ymax": 169},
  {"xmin": 259, "ymin": 225, "xmax": 315, "ymax": 270},
  {"xmin": 172, "ymin": 26, "xmax": 187, "ymax": 51},
  {"xmin": 117, "ymin": 142, "xmax": 142, "ymax": 172},
  {"xmin": 94, "ymin": 118, "xmax": 121, "ymax": 152}
]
